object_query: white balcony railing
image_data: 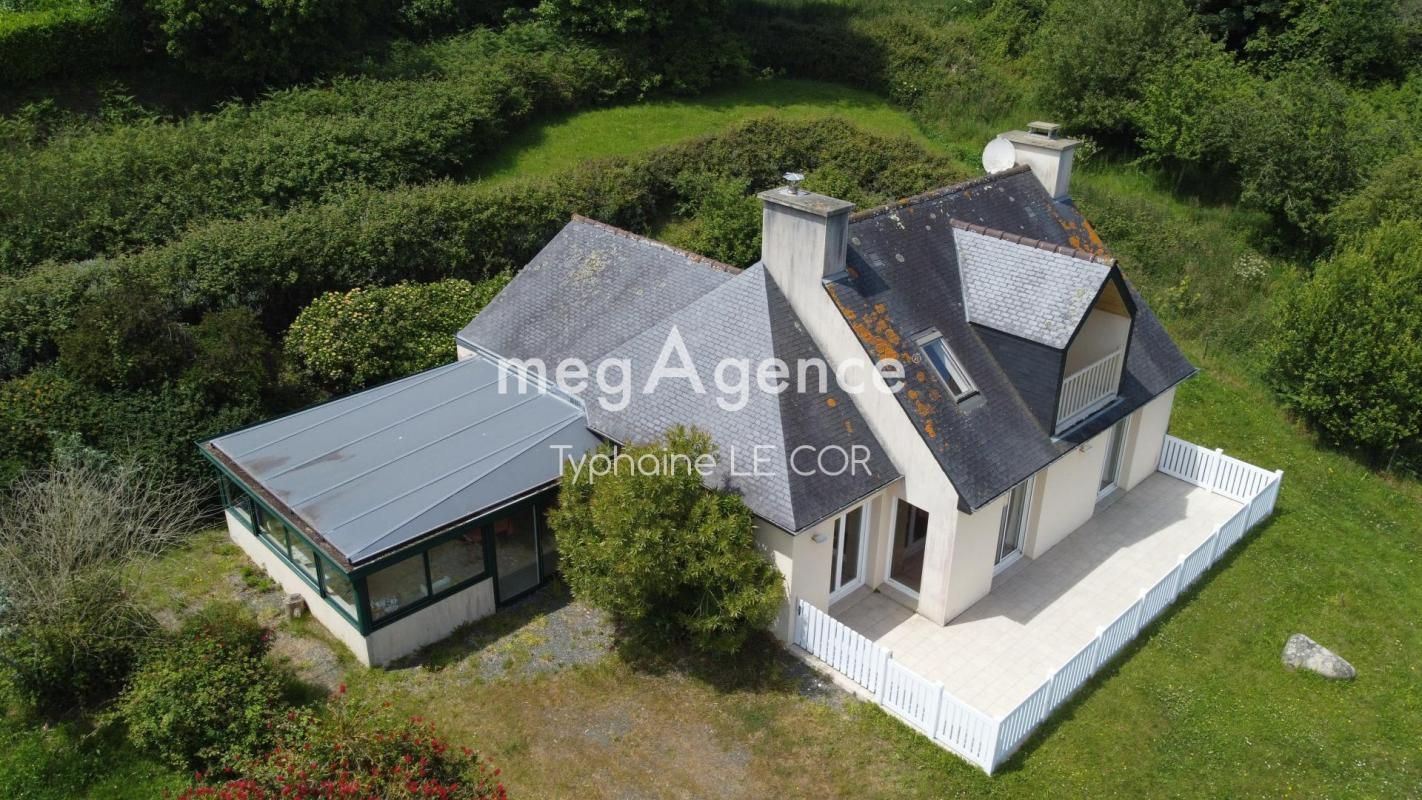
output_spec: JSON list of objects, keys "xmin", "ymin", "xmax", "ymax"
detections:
[{"xmin": 1056, "ymin": 347, "xmax": 1125, "ymax": 433}]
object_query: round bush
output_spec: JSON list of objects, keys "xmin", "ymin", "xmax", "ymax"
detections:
[
  {"xmin": 283, "ymin": 275, "xmax": 511, "ymax": 395},
  {"xmin": 549, "ymin": 427, "xmax": 783, "ymax": 654},
  {"xmin": 118, "ymin": 602, "xmax": 286, "ymax": 768}
]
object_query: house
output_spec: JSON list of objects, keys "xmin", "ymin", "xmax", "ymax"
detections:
[{"xmin": 203, "ymin": 122, "xmax": 1281, "ymax": 770}]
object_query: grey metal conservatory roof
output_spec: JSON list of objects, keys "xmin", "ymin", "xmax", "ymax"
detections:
[{"xmin": 204, "ymin": 356, "xmax": 600, "ymax": 566}]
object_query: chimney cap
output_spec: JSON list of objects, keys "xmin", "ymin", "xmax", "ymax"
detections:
[
  {"xmin": 758, "ymin": 186, "xmax": 854, "ymax": 218},
  {"xmin": 1027, "ymin": 121, "xmax": 1061, "ymax": 138},
  {"xmin": 783, "ymin": 172, "xmax": 805, "ymax": 194}
]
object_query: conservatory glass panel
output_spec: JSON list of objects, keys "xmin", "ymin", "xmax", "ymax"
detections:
[{"xmin": 366, "ymin": 553, "xmax": 430, "ymax": 622}]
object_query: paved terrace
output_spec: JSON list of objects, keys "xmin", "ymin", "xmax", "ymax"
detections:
[{"xmin": 831, "ymin": 473, "xmax": 1243, "ymax": 717}]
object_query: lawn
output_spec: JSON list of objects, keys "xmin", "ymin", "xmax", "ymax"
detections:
[{"xmin": 474, "ymin": 78, "xmax": 942, "ymax": 181}]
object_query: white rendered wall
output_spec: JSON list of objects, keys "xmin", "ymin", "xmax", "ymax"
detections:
[
  {"xmin": 224, "ymin": 510, "xmax": 497, "ymax": 667},
  {"xmin": 225, "ymin": 510, "xmax": 374, "ymax": 665},
  {"xmin": 1065, "ymin": 308, "xmax": 1130, "ymax": 374},
  {"xmin": 754, "ymin": 517, "xmax": 799, "ymax": 642},
  {"xmin": 1023, "ymin": 428, "xmax": 1112, "ymax": 559},
  {"xmin": 759, "ymin": 194, "xmax": 964, "ymax": 625},
  {"xmin": 944, "ymin": 490, "xmax": 1010, "ymax": 620},
  {"xmin": 364, "ymin": 579, "xmax": 495, "ymax": 666},
  {"xmin": 1120, "ymin": 387, "xmax": 1175, "ymax": 491}
]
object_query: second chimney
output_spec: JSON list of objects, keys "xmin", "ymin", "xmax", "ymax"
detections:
[
  {"xmin": 758, "ymin": 179, "xmax": 854, "ymax": 295},
  {"xmin": 999, "ymin": 121, "xmax": 1078, "ymax": 200}
]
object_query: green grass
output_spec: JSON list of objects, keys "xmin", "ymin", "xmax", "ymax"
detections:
[{"xmin": 475, "ymin": 78, "xmax": 942, "ymax": 181}]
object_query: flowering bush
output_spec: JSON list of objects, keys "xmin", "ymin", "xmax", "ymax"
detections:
[
  {"xmin": 181, "ymin": 687, "xmax": 508, "ymax": 800},
  {"xmin": 284, "ymin": 276, "xmax": 510, "ymax": 395}
]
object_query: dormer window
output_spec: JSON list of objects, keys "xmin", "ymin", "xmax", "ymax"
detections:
[{"xmin": 916, "ymin": 331, "xmax": 977, "ymax": 401}]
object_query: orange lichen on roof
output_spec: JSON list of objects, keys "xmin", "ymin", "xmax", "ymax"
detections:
[{"xmin": 826, "ymin": 397, "xmax": 838, "ymax": 408}]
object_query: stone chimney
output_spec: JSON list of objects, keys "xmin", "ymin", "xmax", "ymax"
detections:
[
  {"xmin": 999, "ymin": 121, "xmax": 1078, "ymax": 200},
  {"xmin": 758, "ymin": 174, "xmax": 855, "ymax": 294}
]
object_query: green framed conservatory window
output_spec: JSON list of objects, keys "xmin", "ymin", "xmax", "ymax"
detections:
[
  {"xmin": 366, "ymin": 552, "xmax": 430, "ymax": 622},
  {"xmin": 322, "ymin": 567, "xmax": 358, "ymax": 619},
  {"xmin": 426, "ymin": 530, "xmax": 485, "ymax": 594},
  {"xmin": 288, "ymin": 534, "xmax": 319, "ymax": 582}
]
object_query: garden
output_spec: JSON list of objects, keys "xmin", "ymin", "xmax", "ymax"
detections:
[{"xmin": 0, "ymin": 0, "xmax": 1419, "ymax": 796}]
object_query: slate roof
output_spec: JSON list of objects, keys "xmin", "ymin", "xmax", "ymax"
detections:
[
  {"xmin": 458, "ymin": 216, "xmax": 738, "ymax": 365},
  {"xmin": 588, "ymin": 264, "xmax": 897, "ymax": 532},
  {"xmin": 458, "ymin": 227, "xmax": 898, "ymax": 533},
  {"xmin": 204, "ymin": 357, "xmax": 600, "ymax": 567},
  {"xmin": 828, "ymin": 166, "xmax": 1196, "ymax": 512},
  {"xmin": 954, "ymin": 223, "xmax": 1113, "ymax": 349}
]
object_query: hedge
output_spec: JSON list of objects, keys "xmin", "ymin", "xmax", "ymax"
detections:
[
  {"xmin": 0, "ymin": 1, "xmax": 144, "ymax": 86},
  {"xmin": 0, "ymin": 21, "xmax": 743, "ymax": 275}
]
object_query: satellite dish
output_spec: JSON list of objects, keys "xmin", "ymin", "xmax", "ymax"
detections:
[{"xmin": 982, "ymin": 137, "xmax": 1016, "ymax": 174}]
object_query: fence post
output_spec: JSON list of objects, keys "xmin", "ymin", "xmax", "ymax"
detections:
[
  {"xmin": 1206, "ymin": 525, "xmax": 1222, "ymax": 564},
  {"xmin": 1090, "ymin": 626, "xmax": 1107, "ymax": 670},
  {"xmin": 987, "ymin": 717, "xmax": 1004, "ymax": 775},
  {"xmin": 927, "ymin": 682, "xmax": 944, "ymax": 738},
  {"xmin": 792, "ymin": 597, "xmax": 802, "ymax": 647},
  {"xmin": 1129, "ymin": 595, "xmax": 1145, "ymax": 636},
  {"xmin": 1206, "ymin": 447, "xmax": 1224, "ymax": 492},
  {"xmin": 873, "ymin": 647, "xmax": 890, "ymax": 700},
  {"xmin": 1171, "ymin": 555, "xmax": 1186, "ymax": 599}
]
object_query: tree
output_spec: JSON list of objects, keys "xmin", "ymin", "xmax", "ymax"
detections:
[
  {"xmin": 1031, "ymin": 0, "xmax": 1205, "ymax": 136},
  {"xmin": 1267, "ymin": 220, "xmax": 1422, "ymax": 467},
  {"xmin": 0, "ymin": 458, "xmax": 203, "ymax": 715},
  {"xmin": 146, "ymin": 0, "xmax": 382, "ymax": 85},
  {"xmin": 548, "ymin": 428, "xmax": 783, "ymax": 654},
  {"xmin": 1328, "ymin": 149, "xmax": 1422, "ymax": 244},
  {"xmin": 283, "ymin": 276, "xmax": 510, "ymax": 395}
]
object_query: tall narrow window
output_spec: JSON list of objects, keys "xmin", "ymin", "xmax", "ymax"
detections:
[{"xmin": 915, "ymin": 331, "xmax": 977, "ymax": 401}]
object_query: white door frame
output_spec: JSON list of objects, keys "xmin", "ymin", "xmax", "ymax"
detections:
[
  {"xmin": 881, "ymin": 497, "xmax": 924, "ymax": 599},
  {"xmin": 994, "ymin": 476, "xmax": 1035, "ymax": 575},
  {"xmin": 828, "ymin": 502, "xmax": 869, "ymax": 604},
  {"xmin": 1097, "ymin": 417, "xmax": 1131, "ymax": 501}
]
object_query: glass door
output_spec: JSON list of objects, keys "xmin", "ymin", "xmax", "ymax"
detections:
[
  {"xmin": 995, "ymin": 478, "xmax": 1032, "ymax": 574},
  {"xmin": 1098, "ymin": 418, "xmax": 1129, "ymax": 500},
  {"xmin": 887, "ymin": 499, "xmax": 929, "ymax": 595},
  {"xmin": 828, "ymin": 504, "xmax": 867, "ymax": 602},
  {"xmin": 492, "ymin": 506, "xmax": 541, "ymax": 604}
]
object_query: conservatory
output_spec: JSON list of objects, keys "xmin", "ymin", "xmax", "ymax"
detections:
[{"xmin": 200, "ymin": 356, "xmax": 600, "ymax": 666}]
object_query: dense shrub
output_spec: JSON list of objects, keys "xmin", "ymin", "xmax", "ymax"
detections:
[
  {"xmin": 1267, "ymin": 220, "xmax": 1422, "ymax": 465},
  {"xmin": 285, "ymin": 276, "xmax": 510, "ymax": 394},
  {"xmin": 0, "ymin": 23, "xmax": 656, "ymax": 274},
  {"xmin": 0, "ymin": 459, "xmax": 201, "ymax": 716},
  {"xmin": 0, "ymin": 1, "xmax": 143, "ymax": 85},
  {"xmin": 1328, "ymin": 149, "xmax": 1422, "ymax": 244},
  {"xmin": 1, "ymin": 117, "xmax": 962, "ymax": 380},
  {"xmin": 146, "ymin": 0, "xmax": 385, "ymax": 85},
  {"xmin": 397, "ymin": 0, "xmax": 527, "ymax": 38},
  {"xmin": 1031, "ymin": 0, "xmax": 1206, "ymax": 137},
  {"xmin": 118, "ymin": 603, "xmax": 285, "ymax": 768},
  {"xmin": 2, "ymin": 591, "xmax": 154, "ymax": 717},
  {"xmin": 550, "ymin": 428, "xmax": 783, "ymax": 654},
  {"xmin": 58, "ymin": 276, "xmax": 193, "ymax": 391},
  {"xmin": 661, "ymin": 174, "xmax": 761, "ymax": 267},
  {"xmin": 183, "ymin": 687, "xmax": 508, "ymax": 799}
]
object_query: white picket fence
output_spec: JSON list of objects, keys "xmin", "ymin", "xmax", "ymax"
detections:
[{"xmin": 791, "ymin": 435, "xmax": 1282, "ymax": 775}]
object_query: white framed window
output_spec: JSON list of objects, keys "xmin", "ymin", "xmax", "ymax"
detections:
[{"xmin": 915, "ymin": 330, "xmax": 978, "ymax": 401}]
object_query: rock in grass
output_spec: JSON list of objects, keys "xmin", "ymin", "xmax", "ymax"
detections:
[{"xmin": 1282, "ymin": 634, "xmax": 1356, "ymax": 680}]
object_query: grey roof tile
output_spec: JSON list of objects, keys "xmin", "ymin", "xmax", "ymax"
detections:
[{"xmin": 955, "ymin": 226, "xmax": 1111, "ymax": 349}]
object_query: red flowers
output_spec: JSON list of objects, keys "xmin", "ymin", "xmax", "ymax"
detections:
[{"xmin": 179, "ymin": 691, "xmax": 507, "ymax": 800}]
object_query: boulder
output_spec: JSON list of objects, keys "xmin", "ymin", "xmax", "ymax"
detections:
[{"xmin": 1282, "ymin": 633, "xmax": 1355, "ymax": 680}]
